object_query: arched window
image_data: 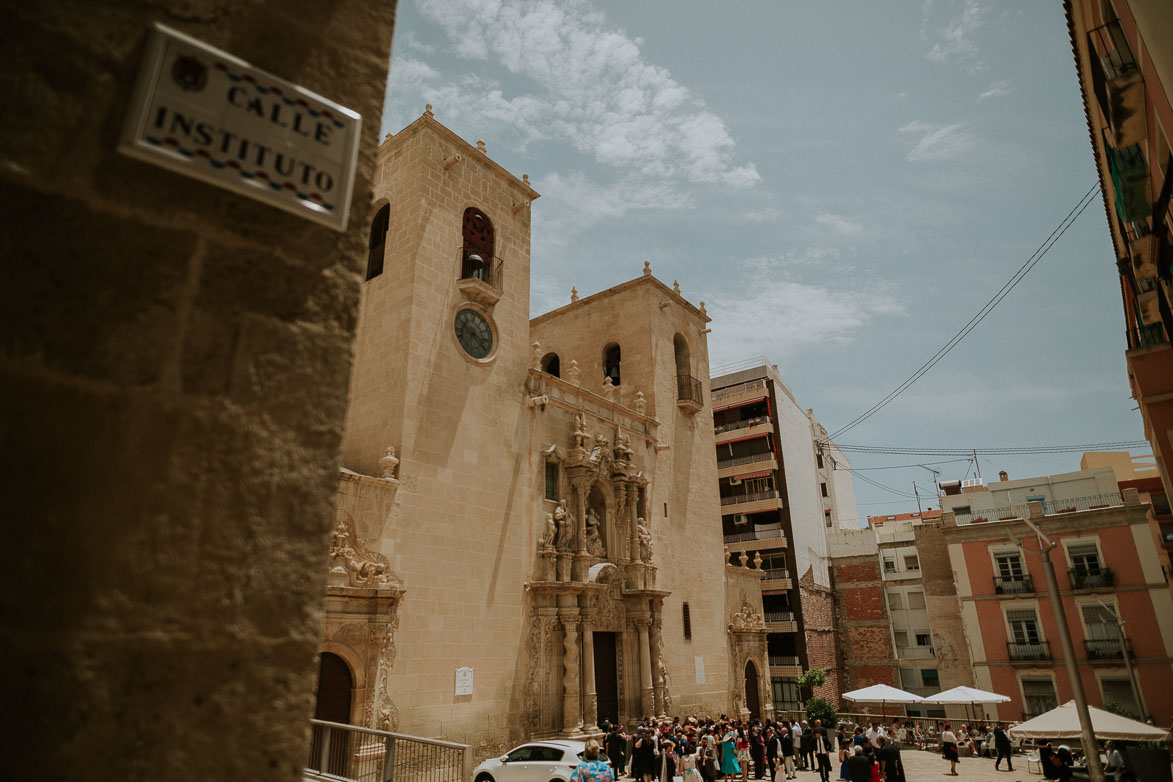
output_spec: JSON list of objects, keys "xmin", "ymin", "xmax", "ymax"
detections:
[
  {"xmin": 461, "ymin": 207, "xmax": 495, "ymax": 283},
  {"xmin": 603, "ymin": 343, "xmax": 621, "ymax": 386},
  {"xmin": 366, "ymin": 204, "xmax": 389, "ymax": 281},
  {"xmin": 541, "ymin": 352, "xmax": 561, "ymax": 378},
  {"xmin": 673, "ymin": 333, "xmax": 691, "ymax": 377},
  {"xmin": 674, "ymin": 333, "xmax": 701, "ymax": 404}
]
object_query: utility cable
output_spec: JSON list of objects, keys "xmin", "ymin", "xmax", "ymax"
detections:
[
  {"xmin": 825, "ymin": 183, "xmax": 1102, "ymax": 442},
  {"xmin": 830, "ymin": 440, "xmax": 1148, "ymax": 456}
]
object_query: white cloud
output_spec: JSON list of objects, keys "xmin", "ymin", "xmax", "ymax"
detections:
[
  {"xmin": 977, "ymin": 79, "xmax": 1012, "ymax": 101},
  {"xmin": 923, "ymin": 0, "xmax": 988, "ymax": 74},
  {"xmin": 394, "ymin": 0, "xmax": 759, "ymax": 188},
  {"xmin": 705, "ymin": 250, "xmax": 905, "ymax": 361},
  {"xmin": 899, "ymin": 120, "xmax": 977, "ymax": 162},
  {"xmin": 397, "ymin": 29, "xmax": 437, "ymax": 55},
  {"xmin": 814, "ymin": 212, "xmax": 862, "ymax": 236}
]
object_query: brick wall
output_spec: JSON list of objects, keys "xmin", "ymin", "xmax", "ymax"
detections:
[
  {"xmin": 830, "ymin": 553, "xmax": 898, "ymax": 705},
  {"xmin": 799, "ymin": 575, "xmax": 841, "ymax": 702}
]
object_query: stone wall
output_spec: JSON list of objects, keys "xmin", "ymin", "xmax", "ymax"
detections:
[{"xmin": 1, "ymin": 2, "xmax": 397, "ymax": 780}]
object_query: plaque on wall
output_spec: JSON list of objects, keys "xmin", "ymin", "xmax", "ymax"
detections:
[
  {"xmin": 120, "ymin": 24, "xmax": 361, "ymax": 231},
  {"xmin": 694, "ymin": 655, "xmax": 706, "ymax": 685},
  {"xmin": 455, "ymin": 666, "xmax": 474, "ymax": 696}
]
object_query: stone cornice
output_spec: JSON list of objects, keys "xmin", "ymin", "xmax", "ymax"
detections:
[
  {"xmin": 941, "ymin": 505, "xmax": 1148, "ymax": 543},
  {"xmin": 530, "ymin": 273, "xmax": 710, "ymax": 325},
  {"xmin": 528, "ymin": 369, "xmax": 660, "ymax": 442}
]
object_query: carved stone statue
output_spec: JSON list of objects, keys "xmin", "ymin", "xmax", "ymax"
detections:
[
  {"xmin": 728, "ymin": 597, "xmax": 766, "ymax": 632},
  {"xmin": 573, "ymin": 414, "xmax": 588, "ymax": 450},
  {"xmin": 553, "ymin": 499, "xmax": 573, "ymax": 550},
  {"xmin": 585, "ymin": 506, "xmax": 605, "ymax": 557},
  {"xmin": 541, "ymin": 511, "xmax": 557, "ymax": 552},
  {"xmin": 637, "ymin": 517, "xmax": 652, "ymax": 562},
  {"xmin": 330, "ymin": 514, "xmax": 393, "ymax": 587}
]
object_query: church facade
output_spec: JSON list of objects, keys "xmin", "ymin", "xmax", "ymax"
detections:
[{"xmin": 316, "ymin": 109, "xmax": 771, "ymax": 756}]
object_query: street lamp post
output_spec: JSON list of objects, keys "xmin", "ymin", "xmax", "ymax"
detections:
[
  {"xmin": 1096, "ymin": 601, "xmax": 1143, "ymax": 720},
  {"xmin": 1013, "ymin": 509, "xmax": 1105, "ymax": 782}
]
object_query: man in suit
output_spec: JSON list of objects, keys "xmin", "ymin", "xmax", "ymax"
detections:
[
  {"xmin": 801, "ymin": 722, "xmax": 814, "ymax": 772},
  {"xmin": 765, "ymin": 726, "xmax": 782, "ymax": 782},
  {"xmin": 813, "ymin": 722, "xmax": 832, "ymax": 782},
  {"xmin": 779, "ymin": 725, "xmax": 796, "ymax": 780},
  {"xmin": 992, "ymin": 722, "xmax": 1013, "ymax": 772},
  {"xmin": 876, "ymin": 735, "xmax": 904, "ymax": 782},
  {"xmin": 845, "ymin": 746, "xmax": 872, "ymax": 782},
  {"xmin": 751, "ymin": 726, "xmax": 767, "ymax": 780}
]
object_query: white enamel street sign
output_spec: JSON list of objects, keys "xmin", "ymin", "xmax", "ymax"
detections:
[{"xmin": 121, "ymin": 24, "xmax": 361, "ymax": 231}]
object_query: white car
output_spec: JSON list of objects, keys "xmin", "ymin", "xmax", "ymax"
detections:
[{"xmin": 473, "ymin": 740, "xmax": 608, "ymax": 782}]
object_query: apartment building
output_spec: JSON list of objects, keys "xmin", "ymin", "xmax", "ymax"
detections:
[
  {"xmin": 711, "ymin": 360, "xmax": 857, "ymax": 711},
  {"xmin": 1066, "ymin": 0, "xmax": 1173, "ymax": 497},
  {"xmin": 940, "ymin": 467, "xmax": 1173, "ymax": 724}
]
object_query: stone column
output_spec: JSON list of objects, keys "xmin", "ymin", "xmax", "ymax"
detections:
[
  {"xmin": 562, "ymin": 617, "xmax": 583, "ymax": 735},
  {"xmin": 636, "ymin": 620, "xmax": 654, "ymax": 718},
  {"xmin": 627, "ymin": 483, "xmax": 640, "ymax": 561},
  {"xmin": 581, "ymin": 619, "xmax": 598, "ymax": 733},
  {"xmin": 651, "ymin": 616, "xmax": 666, "ymax": 718}
]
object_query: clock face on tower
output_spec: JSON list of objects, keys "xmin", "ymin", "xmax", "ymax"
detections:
[{"xmin": 454, "ymin": 308, "xmax": 494, "ymax": 359}]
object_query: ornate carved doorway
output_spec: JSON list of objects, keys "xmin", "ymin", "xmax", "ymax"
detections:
[
  {"xmin": 744, "ymin": 659, "xmax": 761, "ymax": 719},
  {"xmin": 594, "ymin": 631, "xmax": 619, "ymax": 726},
  {"xmin": 312, "ymin": 652, "xmax": 354, "ymax": 776}
]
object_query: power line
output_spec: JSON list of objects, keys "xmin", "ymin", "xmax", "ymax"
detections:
[
  {"xmin": 832, "ymin": 440, "xmax": 1148, "ymax": 456},
  {"xmin": 850, "ymin": 470, "xmax": 919, "ymax": 498},
  {"xmin": 825, "ymin": 183, "xmax": 1102, "ymax": 441},
  {"xmin": 841, "ymin": 458, "xmax": 973, "ymax": 471}
]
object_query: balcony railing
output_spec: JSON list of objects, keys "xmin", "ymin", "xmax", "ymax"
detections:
[
  {"xmin": 676, "ymin": 373, "xmax": 703, "ymax": 406},
  {"xmin": 955, "ymin": 493, "xmax": 1124, "ymax": 524},
  {"xmin": 723, "ymin": 527, "xmax": 786, "ymax": 544},
  {"xmin": 761, "ymin": 568, "xmax": 790, "ymax": 581},
  {"xmin": 717, "ymin": 452, "xmax": 776, "ymax": 470},
  {"xmin": 1084, "ymin": 637, "xmax": 1132, "ymax": 660},
  {"xmin": 765, "ymin": 610, "xmax": 795, "ymax": 622},
  {"xmin": 1069, "ymin": 567, "xmax": 1115, "ymax": 589},
  {"xmin": 713, "ymin": 377, "xmax": 767, "ymax": 399},
  {"xmin": 769, "ymin": 655, "xmax": 800, "ymax": 667},
  {"xmin": 1088, "ymin": 20, "xmax": 1145, "ymax": 147},
  {"xmin": 1129, "ymin": 323, "xmax": 1171, "ymax": 349},
  {"xmin": 458, "ymin": 249, "xmax": 504, "ymax": 291},
  {"xmin": 721, "ymin": 489, "xmax": 780, "ymax": 506},
  {"xmin": 994, "ymin": 575, "xmax": 1035, "ymax": 594},
  {"xmin": 714, "ymin": 415, "xmax": 770, "ymax": 435},
  {"xmin": 1007, "ymin": 640, "xmax": 1051, "ymax": 661}
]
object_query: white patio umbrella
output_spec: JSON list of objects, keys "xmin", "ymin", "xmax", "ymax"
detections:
[
  {"xmin": 920, "ymin": 685, "xmax": 1011, "ymax": 723},
  {"xmin": 1009, "ymin": 701, "xmax": 1170, "ymax": 743},
  {"xmin": 841, "ymin": 684, "xmax": 924, "ymax": 719}
]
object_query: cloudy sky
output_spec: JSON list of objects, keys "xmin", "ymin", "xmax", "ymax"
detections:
[{"xmin": 380, "ymin": 0, "xmax": 1148, "ymax": 524}]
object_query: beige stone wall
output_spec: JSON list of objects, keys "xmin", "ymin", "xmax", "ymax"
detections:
[
  {"xmin": 1, "ymin": 2, "xmax": 397, "ymax": 780},
  {"xmin": 533, "ymin": 277, "xmax": 733, "ymax": 717}
]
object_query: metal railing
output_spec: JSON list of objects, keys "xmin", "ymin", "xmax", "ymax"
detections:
[
  {"xmin": 676, "ymin": 374, "xmax": 703, "ymax": 405},
  {"xmin": 1084, "ymin": 637, "xmax": 1132, "ymax": 660},
  {"xmin": 1088, "ymin": 20, "xmax": 1139, "ymax": 123},
  {"xmin": 994, "ymin": 575, "xmax": 1035, "ymax": 594},
  {"xmin": 306, "ymin": 720, "xmax": 470, "ymax": 782},
  {"xmin": 761, "ymin": 568, "xmax": 790, "ymax": 581},
  {"xmin": 714, "ymin": 415, "xmax": 770, "ymax": 435},
  {"xmin": 1128, "ymin": 323, "xmax": 1170, "ymax": 350},
  {"xmin": 955, "ymin": 493, "xmax": 1124, "ymax": 524},
  {"xmin": 769, "ymin": 655, "xmax": 800, "ymax": 667},
  {"xmin": 723, "ymin": 528, "xmax": 785, "ymax": 544},
  {"xmin": 720, "ymin": 489, "xmax": 780, "ymax": 506},
  {"xmin": 765, "ymin": 610, "xmax": 795, "ymax": 622},
  {"xmin": 717, "ymin": 452, "xmax": 776, "ymax": 470},
  {"xmin": 1006, "ymin": 640, "xmax": 1051, "ymax": 661},
  {"xmin": 1068, "ymin": 567, "xmax": 1115, "ymax": 589},
  {"xmin": 458, "ymin": 249, "xmax": 504, "ymax": 292}
]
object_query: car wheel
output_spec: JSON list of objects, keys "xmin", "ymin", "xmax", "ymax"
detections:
[{"xmin": 476, "ymin": 774, "xmax": 494, "ymax": 782}]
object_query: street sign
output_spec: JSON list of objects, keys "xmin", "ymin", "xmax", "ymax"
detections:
[{"xmin": 121, "ymin": 24, "xmax": 361, "ymax": 231}]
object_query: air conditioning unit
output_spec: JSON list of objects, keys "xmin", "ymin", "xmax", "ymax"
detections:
[
  {"xmin": 729, "ymin": 476, "xmax": 742, "ymax": 485},
  {"xmin": 733, "ymin": 514, "xmax": 748, "ymax": 526}
]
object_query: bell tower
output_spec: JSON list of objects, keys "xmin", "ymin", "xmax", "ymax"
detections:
[{"xmin": 340, "ymin": 106, "xmax": 539, "ymax": 474}]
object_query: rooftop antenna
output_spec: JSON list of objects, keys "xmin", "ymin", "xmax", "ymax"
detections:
[{"xmin": 973, "ymin": 448, "xmax": 983, "ymax": 484}]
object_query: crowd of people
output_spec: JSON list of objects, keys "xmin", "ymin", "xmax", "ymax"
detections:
[
  {"xmin": 568, "ymin": 715, "xmax": 1147, "ymax": 782},
  {"xmin": 574, "ymin": 716, "xmax": 908, "ymax": 782}
]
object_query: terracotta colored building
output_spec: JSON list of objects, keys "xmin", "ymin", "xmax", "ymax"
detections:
[
  {"xmin": 1066, "ymin": 0, "xmax": 1173, "ymax": 497},
  {"xmin": 942, "ymin": 482, "xmax": 1173, "ymax": 723}
]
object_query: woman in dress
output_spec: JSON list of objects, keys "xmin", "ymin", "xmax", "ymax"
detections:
[
  {"xmin": 635, "ymin": 728, "xmax": 658, "ymax": 782},
  {"xmin": 736, "ymin": 727, "xmax": 751, "ymax": 782},
  {"xmin": 659, "ymin": 735, "xmax": 678, "ymax": 782},
  {"xmin": 720, "ymin": 727, "xmax": 742, "ymax": 779},
  {"xmin": 571, "ymin": 740, "xmax": 616, "ymax": 782},
  {"xmin": 939, "ymin": 722, "xmax": 959, "ymax": 776},
  {"xmin": 681, "ymin": 744, "xmax": 703, "ymax": 782},
  {"xmin": 837, "ymin": 726, "xmax": 851, "ymax": 781}
]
